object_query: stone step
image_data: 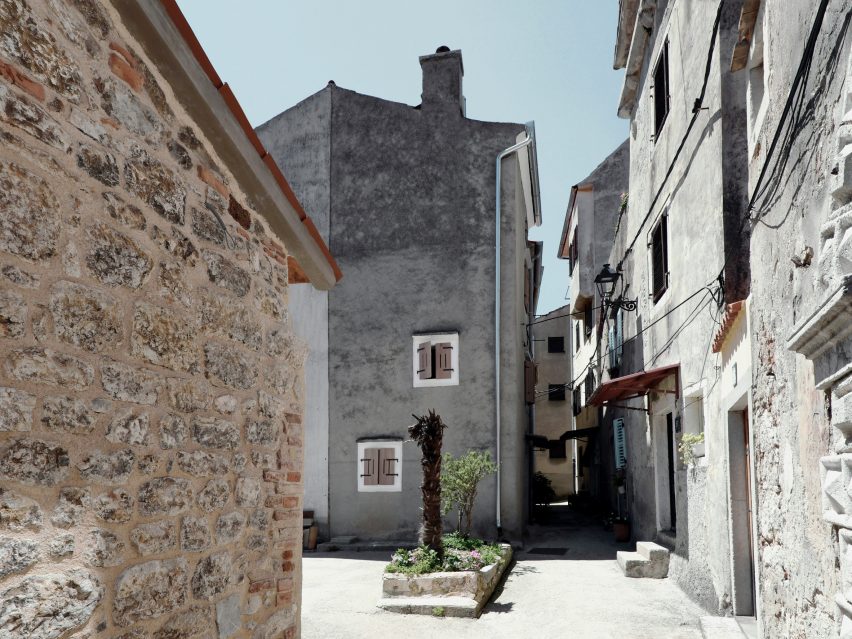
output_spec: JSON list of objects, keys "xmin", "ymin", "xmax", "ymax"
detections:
[
  {"xmin": 636, "ymin": 541, "xmax": 669, "ymax": 562},
  {"xmin": 616, "ymin": 548, "xmax": 669, "ymax": 578},
  {"xmin": 378, "ymin": 595, "xmax": 479, "ymax": 618},
  {"xmin": 699, "ymin": 616, "xmax": 748, "ymax": 638}
]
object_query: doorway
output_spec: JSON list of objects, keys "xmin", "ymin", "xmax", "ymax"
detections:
[
  {"xmin": 653, "ymin": 411, "xmax": 677, "ymax": 533},
  {"xmin": 728, "ymin": 408, "xmax": 755, "ymax": 616}
]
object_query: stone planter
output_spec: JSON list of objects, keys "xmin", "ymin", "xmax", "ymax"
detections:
[{"xmin": 378, "ymin": 544, "xmax": 512, "ymax": 618}]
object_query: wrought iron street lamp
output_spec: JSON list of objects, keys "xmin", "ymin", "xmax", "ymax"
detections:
[{"xmin": 594, "ymin": 263, "xmax": 637, "ymax": 313}]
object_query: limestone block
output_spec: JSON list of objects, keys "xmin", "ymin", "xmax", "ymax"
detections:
[
  {"xmin": 192, "ymin": 416, "xmax": 240, "ymax": 451},
  {"xmin": 168, "ymin": 140, "xmax": 193, "ymax": 171},
  {"xmin": 204, "ymin": 343, "xmax": 258, "ymax": 390},
  {"xmin": 166, "ymin": 377, "xmax": 211, "ymax": 413},
  {"xmin": 0, "ymin": 571, "xmax": 102, "ymax": 639},
  {"xmin": 99, "ymin": 80, "xmax": 163, "ymax": 141},
  {"xmin": 103, "ymin": 192, "xmax": 146, "ymax": 230},
  {"xmin": 1, "ymin": 263, "xmax": 40, "ymax": 288},
  {"xmin": 76, "ymin": 144, "xmax": 119, "ymax": 186},
  {"xmin": 214, "ymin": 394, "xmax": 237, "ymax": 415},
  {"xmin": 0, "ymin": 0, "xmax": 83, "ymax": 100},
  {"xmin": 131, "ymin": 520, "xmax": 177, "ymax": 556},
  {"xmin": 197, "ymin": 478, "xmax": 230, "ymax": 512},
  {"xmin": 216, "ymin": 594, "xmax": 240, "ymax": 639},
  {"xmin": 124, "ymin": 146, "xmax": 185, "ymax": 223},
  {"xmin": 215, "ymin": 511, "xmax": 246, "ymax": 544},
  {"xmin": 77, "ymin": 448, "xmax": 135, "ymax": 485},
  {"xmin": 181, "ymin": 516, "xmax": 211, "ymax": 552},
  {"xmin": 234, "ymin": 477, "xmax": 260, "ymax": 508},
  {"xmin": 41, "ymin": 395, "xmax": 98, "ymax": 434},
  {"xmin": 0, "ymin": 85, "xmax": 69, "ymax": 152},
  {"xmin": 106, "ymin": 410, "xmax": 150, "ymax": 446},
  {"xmin": 153, "ymin": 605, "xmax": 214, "ymax": 639},
  {"xmin": 85, "ymin": 223, "xmax": 153, "ymax": 289},
  {"xmin": 199, "ymin": 293, "xmax": 262, "ymax": 350},
  {"xmin": 5, "ymin": 348, "xmax": 94, "ymax": 390},
  {"xmin": 202, "ymin": 250, "xmax": 250, "ymax": 297},
  {"xmin": 101, "ymin": 360, "xmax": 161, "ymax": 404},
  {"xmin": 248, "ymin": 509, "xmax": 269, "ymax": 531},
  {"xmin": 49, "ymin": 280, "xmax": 122, "ymax": 352},
  {"xmin": 138, "ymin": 454, "xmax": 159, "ymax": 474},
  {"xmin": 192, "ymin": 206, "xmax": 228, "ymax": 247},
  {"xmin": 265, "ymin": 326, "xmax": 295, "ymax": 358},
  {"xmin": 256, "ymin": 285, "xmax": 286, "ymax": 320},
  {"xmin": 150, "ymin": 225, "xmax": 197, "ymax": 264},
  {"xmin": 0, "ymin": 289, "xmax": 26, "ymax": 338},
  {"xmin": 93, "ymin": 488, "xmax": 134, "ymax": 523},
  {"xmin": 113, "ymin": 559, "xmax": 188, "ymax": 626},
  {"xmin": 138, "ymin": 478, "xmax": 193, "ymax": 516},
  {"xmin": 267, "ymin": 363, "xmax": 296, "ymax": 398},
  {"xmin": 257, "ymin": 390, "xmax": 285, "ymax": 419},
  {"xmin": 159, "ymin": 413, "xmax": 188, "ymax": 449},
  {"xmin": 246, "ymin": 420, "xmax": 278, "ymax": 447},
  {"xmin": 0, "ymin": 438, "xmax": 70, "ymax": 486},
  {"xmin": 191, "ymin": 552, "xmax": 232, "ymax": 600},
  {"xmin": 51, "ymin": 487, "xmax": 90, "ymax": 528},
  {"xmin": 0, "ymin": 488, "xmax": 42, "ymax": 531},
  {"xmin": 84, "ymin": 528, "xmax": 125, "ymax": 567},
  {"xmin": 0, "ymin": 536, "xmax": 39, "ymax": 578},
  {"xmin": 132, "ymin": 302, "xmax": 198, "ymax": 372},
  {"xmin": 0, "ymin": 387, "xmax": 35, "ymax": 432},
  {"xmin": 176, "ymin": 451, "xmax": 230, "ymax": 477},
  {"xmin": 159, "ymin": 259, "xmax": 193, "ymax": 307},
  {"xmin": 47, "ymin": 534, "xmax": 74, "ymax": 559}
]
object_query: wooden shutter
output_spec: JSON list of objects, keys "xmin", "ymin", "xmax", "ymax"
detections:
[
  {"xmin": 652, "ymin": 217, "xmax": 668, "ymax": 301},
  {"xmin": 378, "ymin": 448, "xmax": 399, "ymax": 486},
  {"xmin": 524, "ymin": 360, "xmax": 537, "ymax": 404},
  {"xmin": 416, "ymin": 341, "xmax": 433, "ymax": 380},
  {"xmin": 435, "ymin": 342, "xmax": 453, "ymax": 380},
  {"xmin": 361, "ymin": 448, "xmax": 379, "ymax": 486},
  {"xmin": 614, "ymin": 418, "xmax": 627, "ymax": 469}
]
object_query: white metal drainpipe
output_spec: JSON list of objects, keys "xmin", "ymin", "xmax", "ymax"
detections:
[{"xmin": 494, "ymin": 124, "xmax": 535, "ymax": 537}]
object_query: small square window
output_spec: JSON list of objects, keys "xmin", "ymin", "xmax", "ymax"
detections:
[
  {"xmin": 548, "ymin": 384, "xmax": 566, "ymax": 401},
  {"xmin": 548, "ymin": 440, "xmax": 567, "ymax": 459},
  {"xmin": 413, "ymin": 333, "xmax": 459, "ymax": 387},
  {"xmin": 650, "ymin": 215, "xmax": 669, "ymax": 303},
  {"xmin": 547, "ymin": 336, "xmax": 565, "ymax": 353},
  {"xmin": 357, "ymin": 440, "xmax": 402, "ymax": 492}
]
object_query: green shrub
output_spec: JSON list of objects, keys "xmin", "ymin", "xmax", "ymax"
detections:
[
  {"xmin": 441, "ymin": 450, "xmax": 497, "ymax": 535},
  {"xmin": 385, "ymin": 537, "xmax": 503, "ymax": 575}
]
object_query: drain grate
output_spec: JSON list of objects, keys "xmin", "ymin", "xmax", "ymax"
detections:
[{"xmin": 527, "ymin": 547, "xmax": 568, "ymax": 555}]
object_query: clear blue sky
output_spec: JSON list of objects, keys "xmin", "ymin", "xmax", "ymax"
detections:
[{"xmin": 179, "ymin": 0, "xmax": 628, "ymax": 315}]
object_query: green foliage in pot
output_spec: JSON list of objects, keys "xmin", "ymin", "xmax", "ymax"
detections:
[{"xmin": 678, "ymin": 432, "xmax": 705, "ymax": 466}]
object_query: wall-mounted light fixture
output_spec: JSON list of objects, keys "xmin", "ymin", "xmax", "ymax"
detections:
[{"xmin": 594, "ymin": 263, "xmax": 638, "ymax": 313}]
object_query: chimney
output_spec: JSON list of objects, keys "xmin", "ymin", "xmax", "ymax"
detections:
[{"xmin": 419, "ymin": 46, "xmax": 465, "ymax": 116}]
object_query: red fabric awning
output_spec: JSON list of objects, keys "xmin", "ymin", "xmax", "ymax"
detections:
[{"xmin": 589, "ymin": 364, "xmax": 679, "ymax": 406}]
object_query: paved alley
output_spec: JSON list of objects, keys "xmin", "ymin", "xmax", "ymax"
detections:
[{"xmin": 302, "ymin": 514, "xmax": 708, "ymax": 639}]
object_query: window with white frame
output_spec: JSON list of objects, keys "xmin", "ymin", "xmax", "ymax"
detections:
[
  {"xmin": 412, "ymin": 333, "xmax": 459, "ymax": 387},
  {"xmin": 357, "ymin": 440, "xmax": 402, "ymax": 492}
]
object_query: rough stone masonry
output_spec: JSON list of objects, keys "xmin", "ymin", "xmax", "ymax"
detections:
[{"xmin": 0, "ymin": 0, "xmax": 307, "ymax": 637}]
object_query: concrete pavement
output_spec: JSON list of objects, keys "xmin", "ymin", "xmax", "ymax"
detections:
[{"xmin": 301, "ymin": 513, "xmax": 710, "ymax": 639}]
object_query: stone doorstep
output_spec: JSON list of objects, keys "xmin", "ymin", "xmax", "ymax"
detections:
[
  {"xmin": 616, "ymin": 541, "xmax": 670, "ymax": 579},
  {"xmin": 377, "ymin": 544, "xmax": 513, "ymax": 618},
  {"xmin": 699, "ymin": 616, "xmax": 749, "ymax": 638},
  {"xmin": 315, "ymin": 540, "xmax": 416, "ymax": 553}
]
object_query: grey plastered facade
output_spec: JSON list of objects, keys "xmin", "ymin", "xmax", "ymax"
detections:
[
  {"xmin": 257, "ymin": 49, "xmax": 539, "ymax": 541},
  {"xmin": 605, "ymin": 0, "xmax": 754, "ymax": 618}
]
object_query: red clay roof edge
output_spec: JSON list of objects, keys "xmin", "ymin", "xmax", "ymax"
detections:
[
  {"xmin": 711, "ymin": 300, "xmax": 746, "ymax": 353},
  {"xmin": 158, "ymin": 0, "xmax": 341, "ymax": 282}
]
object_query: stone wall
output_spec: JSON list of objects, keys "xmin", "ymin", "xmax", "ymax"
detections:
[{"xmin": 0, "ymin": 0, "xmax": 306, "ymax": 637}]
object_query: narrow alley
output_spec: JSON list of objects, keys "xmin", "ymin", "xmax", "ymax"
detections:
[{"xmin": 302, "ymin": 511, "xmax": 709, "ymax": 639}]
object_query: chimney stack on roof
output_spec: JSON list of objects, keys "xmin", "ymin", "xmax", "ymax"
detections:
[{"xmin": 419, "ymin": 46, "xmax": 465, "ymax": 116}]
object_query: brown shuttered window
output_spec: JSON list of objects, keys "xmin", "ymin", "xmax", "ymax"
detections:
[
  {"xmin": 654, "ymin": 39, "xmax": 670, "ymax": 138},
  {"xmin": 435, "ymin": 343, "xmax": 453, "ymax": 380},
  {"xmin": 361, "ymin": 448, "xmax": 379, "ymax": 486},
  {"xmin": 378, "ymin": 448, "xmax": 399, "ymax": 486},
  {"xmin": 417, "ymin": 341, "xmax": 433, "ymax": 380}
]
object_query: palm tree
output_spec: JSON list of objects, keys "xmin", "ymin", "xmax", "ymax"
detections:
[{"xmin": 408, "ymin": 410, "xmax": 446, "ymax": 557}]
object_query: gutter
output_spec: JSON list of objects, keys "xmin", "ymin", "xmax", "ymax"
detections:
[
  {"xmin": 494, "ymin": 123, "xmax": 538, "ymax": 536},
  {"xmin": 109, "ymin": 0, "xmax": 342, "ymax": 289}
]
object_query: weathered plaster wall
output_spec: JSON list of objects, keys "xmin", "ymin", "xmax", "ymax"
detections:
[
  {"xmin": 0, "ymin": 1, "xmax": 307, "ymax": 637},
  {"xmin": 746, "ymin": 1, "xmax": 851, "ymax": 635},
  {"xmin": 608, "ymin": 0, "xmax": 745, "ymax": 615},
  {"xmin": 259, "ymin": 61, "xmax": 532, "ymax": 541}
]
